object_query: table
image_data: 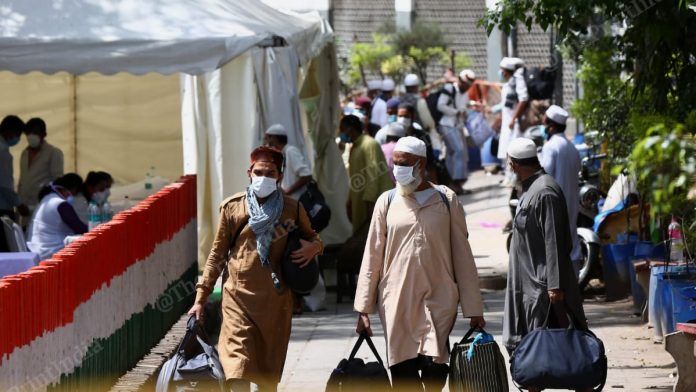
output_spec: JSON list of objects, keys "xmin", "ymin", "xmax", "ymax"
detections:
[{"xmin": 0, "ymin": 252, "xmax": 40, "ymax": 278}]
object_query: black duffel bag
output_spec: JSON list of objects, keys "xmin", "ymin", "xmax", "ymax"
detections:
[
  {"xmin": 156, "ymin": 316, "xmax": 225, "ymax": 392},
  {"xmin": 449, "ymin": 327, "xmax": 508, "ymax": 392},
  {"xmin": 510, "ymin": 303, "xmax": 607, "ymax": 391},
  {"xmin": 326, "ymin": 333, "xmax": 391, "ymax": 392}
]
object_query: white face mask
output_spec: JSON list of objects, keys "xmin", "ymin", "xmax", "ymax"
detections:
[
  {"xmin": 396, "ymin": 117, "xmax": 411, "ymax": 128},
  {"xmin": 92, "ymin": 190, "xmax": 108, "ymax": 204},
  {"xmin": 250, "ymin": 176, "xmax": 278, "ymax": 198},
  {"xmin": 27, "ymin": 134, "xmax": 41, "ymax": 148},
  {"xmin": 393, "ymin": 164, "xmax": 418, "ymax": 186}
]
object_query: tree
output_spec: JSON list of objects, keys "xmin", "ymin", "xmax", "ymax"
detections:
[
  {"xmin": 392, "ymin": 21, "xmax": 450, "ymax": 84},
  {"xmin": 481, "ymin": 0, "xmax": 696, "ymax": 120},
  {"xmin": 349, "ymin": 33, "xmax": 394, "ymax": 86}
]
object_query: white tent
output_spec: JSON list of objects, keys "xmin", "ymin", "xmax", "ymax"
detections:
[{"xmin": 0, "ymin": 0, "xmax": 352, "ymax": 262}]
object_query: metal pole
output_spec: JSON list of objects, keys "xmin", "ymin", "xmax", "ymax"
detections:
[{"xmin": 71, "ymin": 74, "xmax": 78, "ymax": 172}]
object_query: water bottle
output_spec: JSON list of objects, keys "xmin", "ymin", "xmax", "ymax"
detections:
[
  {"xmin": 669, "ymin": 216, "xmax": 685, "ymax": 263},
  {"xmin": 123, "ymin": 195, "xmax": 133, "ymax": 210},
  {"xmin": 88, "ymin": 201, "xmax": 102, "ymax": 231},
  {"xmin": 145, "ymin": 166, "xmax": 156, "ymax": 190},
  {"xmin": 101, "ymin": 201, "xmax": 112, "ymax": 223}
]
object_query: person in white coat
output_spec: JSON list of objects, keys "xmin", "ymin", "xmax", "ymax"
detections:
[
  {"xmin": 26, "ymin": 173, "xmax": 87, "ymax": 260},
  {"xmin": 497, "ymin": 57, "xmax": 529, "ymax": 184},
  {"xmin": 540, "ymin": 105, "xmax": 583, "ymax": 275}
]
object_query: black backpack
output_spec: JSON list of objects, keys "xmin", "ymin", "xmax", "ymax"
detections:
[
  {"xmin": 299, "ymin": 180, "xmax": 331, "ymax": 233},
  {"xmin": 425, "ymin": 83, "xmax": 456, "ymax": 126},
  {"xmin": 523, "ymin": 66, "xmax": 556, "ymax": 100}
]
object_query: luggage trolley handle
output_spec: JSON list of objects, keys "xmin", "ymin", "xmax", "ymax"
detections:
[{"xmin": 350, "ymin": 332, "xmax": 385, "ymax": 366}]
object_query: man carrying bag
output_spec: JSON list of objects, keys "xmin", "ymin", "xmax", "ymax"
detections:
[
  {"xmin": 354, "ymin": 137, "xmax": 485, "ymax": 392},
  {"xmin": 503, "ymin": 138, "xmax": 604, "ymax": 392}
]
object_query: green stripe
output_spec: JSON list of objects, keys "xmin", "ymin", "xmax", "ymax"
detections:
[{"xmin": 48, "ymin": 263, "xmax": 198, "ymax": 391}]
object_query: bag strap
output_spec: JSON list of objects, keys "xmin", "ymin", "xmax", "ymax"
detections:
[
  {"xmin": 387, "ymin": 187, "xmax": 450, "ymax": 213},
  {"xmin": 541, "ymin": 299, "xmax": 583, "ymax": 330},
  {"xmin": 459, "ymin": 326, "xmax": 482, "ymax": 344},
  {"xmin": 349, "ymin": 333, "xmax": 384, "ymax": 366}
]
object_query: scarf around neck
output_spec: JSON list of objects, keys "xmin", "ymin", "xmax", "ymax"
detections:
[{"xmin": 245, "ymin": 186, "xmax": 284, "ymax": 268}]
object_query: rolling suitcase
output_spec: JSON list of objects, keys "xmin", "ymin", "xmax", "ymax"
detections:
[{"xmin": 449, "ymin": 327, "xmax": 508, "ymax": 392}]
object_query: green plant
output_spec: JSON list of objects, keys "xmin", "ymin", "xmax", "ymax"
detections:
[
  {"xmin": 454, "ymin": 53, "xmax": 473, "ymax": 73},
  {"xmin": 349, "ymin": 33, "xmax": 394, "ymax": 86},
  {"xmin": 392, "ymin": 21, "xmax": 449, "ymax": 84}
]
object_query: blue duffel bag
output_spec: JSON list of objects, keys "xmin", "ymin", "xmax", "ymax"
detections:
[{"xmin": 510, "ymin": 304, "xmax": 607, "ymax": 391}]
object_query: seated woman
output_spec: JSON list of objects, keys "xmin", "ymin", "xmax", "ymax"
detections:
[
  {"xmin": 26, "ymin": 173, "xmax": 87, "ymax": 260},
  {"xmin": 73, "ymin": 171, "xmax": 112, "ymax": 224}
]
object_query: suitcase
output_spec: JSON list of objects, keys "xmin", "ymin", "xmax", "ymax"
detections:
[
  {"xmin": 449, "ymin": 327, "xmax": 508, "ymax": 392},
  {"xmin": 156, "ymin": 315, "xmax": 225, "ymax": 392}
]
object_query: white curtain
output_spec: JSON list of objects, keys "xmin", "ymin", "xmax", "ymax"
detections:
[{"xmin": 181, "ymin": 54, "xmax": 258, "ymax": 264}]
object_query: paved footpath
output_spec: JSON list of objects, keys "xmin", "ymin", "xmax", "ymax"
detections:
[{"xmin": 280, "ymin": 171, "xmax": 676, "ymax": 391}]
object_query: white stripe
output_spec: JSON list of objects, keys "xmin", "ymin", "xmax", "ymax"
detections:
[{"xmin": 0, "ymin": 221, "xmax": 197, "ymax": 391}]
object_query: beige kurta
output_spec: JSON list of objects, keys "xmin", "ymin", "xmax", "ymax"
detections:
[
  {"xmin": 354, "ymin": 184, "xmax": 484, "ymax": 366},
  {"xmin": 18, "ymin": 142, "xmax": 64, "ymax": 207},
  {"xmin": 195, "ymin": 192, "xmax": 322, "ymax": 387}
]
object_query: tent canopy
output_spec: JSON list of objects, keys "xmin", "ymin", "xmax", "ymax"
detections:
[{"xmin": 0, "ymin": 0, "xmax": 331, "ymax": 75}]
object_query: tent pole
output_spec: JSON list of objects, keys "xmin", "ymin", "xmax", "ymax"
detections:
[{"xmin": 72, "ymin": 74, "xmax": 78, "ymax": 172}]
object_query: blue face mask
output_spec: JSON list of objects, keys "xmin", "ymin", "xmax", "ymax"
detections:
[
  {"xmin": 339, "ymin": 132, "xmax": 351, "ymax": 143},
  {"xmin": 6, "ymin": 136, "xmax": 20, "ymax": 147},
  {"xmin": 388, "ymin": 114, "xmax": 397, "ymax": 124},
  {"xmin": 497, "ymin": 69, "xmax": 506, "ymax": 82},
  {"xmin": 539, "ymin": 125, "xmax": 549, "ymax": 140}
]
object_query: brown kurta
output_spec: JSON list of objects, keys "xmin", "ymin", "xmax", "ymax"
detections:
[
  {"xmin": 354, "ymin": 184, "xmax": 484, "ymax": 366},
  {"xmin": 195, "ymin": 192, "xmax": 322, "ymax": 387}
]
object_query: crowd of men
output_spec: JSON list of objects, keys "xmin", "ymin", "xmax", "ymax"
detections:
[{"xmin": 185, "ymin": 54, "xmax": 590, "ymax": 391}]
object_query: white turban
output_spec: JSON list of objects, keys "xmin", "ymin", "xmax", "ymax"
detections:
[
  {"xmin": 545, "ymin": 105, "xmax": 569, "ymax": 125},
  {"xmin": 459, "ymin": 69, "xmax": 476, "ymax": 81},
  {"xmin": 382, "ymin": 78, "xmax": 395, "ymax": 91},
  {"xmin": 507, "ymin": 138, "xmax": 537, "ymax": 159},
  {"xmin": 394, "ymin": 136, "xmax": 427, "ymax": 158},
  {"xmin": 499, "ymin": 57, "xmax": 524, "ymax": 71},
  {"xmin": 385, "ymin": 123, "xmax": 406, "ymax": 138},
  {"xmin": 404, "ymin": 73, "xmax": 419, "ymax": 87},
  {"xmin": 265, "ymin": 123, "xmax": 287, "ymax": 136},
  {"xmin": 367, "ymin": 80, "xmax": 382, "ymax": 91}
]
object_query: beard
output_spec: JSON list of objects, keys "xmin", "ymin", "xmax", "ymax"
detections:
[{"xmin": 397, "ymin": 173, "xmax": 423, "ymax": 196}]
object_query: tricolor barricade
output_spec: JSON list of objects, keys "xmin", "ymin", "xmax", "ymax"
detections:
[{"xmin": 0, "ymin": 175, "xmax": 198, "ymax": 391}]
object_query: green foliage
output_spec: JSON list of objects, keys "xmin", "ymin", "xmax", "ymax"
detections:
[
  {"xmin": 381, "ymin": 55, "xmax": 412, "ymax": 86},
  {"xmin": 454, "ymin": 53, "xmax": 473, "ymax": 73},
  {"xmin": 624, "ymin": 122, "xmax": 696, "ymax": 251},
  {"xmin": 343, "ymin": 21, "xmax": 462, "ymax": 90},
  {"xmin": 349, "ymin": 33, "xmax": 394, "ymax": 86},
  {"xmin": 392, "ymin": 22, "xmax": 449, "ymax": 84}
]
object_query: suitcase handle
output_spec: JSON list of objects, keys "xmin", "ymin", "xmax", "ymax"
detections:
[{"xmin": 349, "ymin": 332, "xmax": 384, "ymax": 366}]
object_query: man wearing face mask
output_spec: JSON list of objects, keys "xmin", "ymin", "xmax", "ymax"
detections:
[
  {"xmin": 437, "ymin": 69, "xmax": 478, "ymax": 194},
  {"xmin": 540, "ymin": 105, "xmax": 582, "ymax": 276},
  {"xmin": 26, "ymin": 173, "xmax": 87, "ymax": 260},
  {"xmin": 18, "ymin": 118, "xmax": 64, "ymax": 219},
  {"xmin": 0, "ymin": 115, "xmax": 28, "ymax": 229},
  {"xmin": 188, "ymin": 146, "xmax": 322, "ymax": 392},
  {"xmin": 73, "ymin": 171, "xmax": 113, "ymax": 224},
  {"xmin": 355, "ymin": 136, "xmax": 485, "ymax": 392},
  {"xmin": 502, "ymin": 139, "xmax": 588, "ymax": 392}
]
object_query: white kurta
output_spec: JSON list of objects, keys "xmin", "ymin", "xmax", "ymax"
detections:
[
  {"xmin": 497, "ymin": 68, "xmax": 528, "ymax": 160},
  {"xmin": 371, "ymin": 97, "xmax": 388, "ymax": 127},
  {"xmin": 281, "ymin": 144, "xmax": 312, "ymax": 200},
  {"xmin": 354, "ymin": 185, "xmax": 484, "ymax": 366},
  {"xmin": 541, "ymin": 133, "xmax": 583, "ymax": 266}
]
